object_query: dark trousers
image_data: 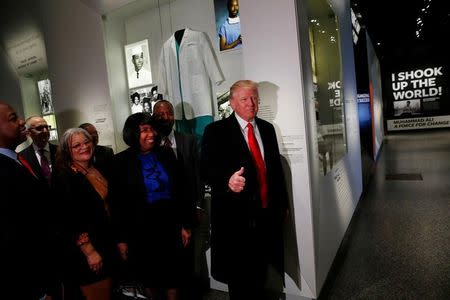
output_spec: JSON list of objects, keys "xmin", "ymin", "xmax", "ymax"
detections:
[{"xmin": 227, "ymin": 210, "xmax": 284, "ymax": 300}]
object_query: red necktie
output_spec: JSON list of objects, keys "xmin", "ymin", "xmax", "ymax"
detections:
[
  {"xmin": 39, "ymin": 148, "xmax": 52, "ymax": 184},
  {"xmin": 17, "ymin": 154, "xmax": 38, "ymax": 178},
  {"xmin": 247, "ymin": 123, "xmax": 268, "ymax": 208}
]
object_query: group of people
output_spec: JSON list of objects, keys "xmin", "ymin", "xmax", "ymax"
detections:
[{"xmin": 0, "ymin": 80, "xmax": 288, "ymax": 300}]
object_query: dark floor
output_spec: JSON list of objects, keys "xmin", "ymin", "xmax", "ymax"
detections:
[{"xmin": 319, "ymin": 130, "xmax": 450, "ymax": 299}]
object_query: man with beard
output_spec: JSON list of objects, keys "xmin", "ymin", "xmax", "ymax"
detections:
[
  {"xmin": 0, "ymin": 102, "xmax": 55, "ymax": 299},
  {"xmin": 152, "ymin": 100, "xmax": 206, "ymax": 299}
]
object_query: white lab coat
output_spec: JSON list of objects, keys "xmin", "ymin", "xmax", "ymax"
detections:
[{"xmin": 158, "ymin": 28, "xmax": 225, "ymax": 120}]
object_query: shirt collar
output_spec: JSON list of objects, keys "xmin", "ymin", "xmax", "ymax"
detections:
[
  {"xmin": 234, "ymin": 113, "xmax": 256, "ymax": 131},
  {"xmin": 228, "ymin": 16, "xmax": 240, "ymax": 24},
  {"xmin": 0, "ymin": 148, "xmax": 19, "ymax": 161},
  {"xmin": 32, "ymin": 142, "xmax": 50, "ymax": 152}
]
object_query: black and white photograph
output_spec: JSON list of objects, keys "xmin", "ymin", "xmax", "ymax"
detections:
[
  {"xmin": 394, "ymin": 99, "xmax": 421, "ymax": 117},
  {"xmin": 125, "ymin": 39, "xmax": 153, "ymax": 88},
  {"xmin": 37, "ymin": 79, "xmax": 54, "ymax": 115},
  {"xmin": 129, "ymin": 85, "xmax": 160, "ymax": 115}
]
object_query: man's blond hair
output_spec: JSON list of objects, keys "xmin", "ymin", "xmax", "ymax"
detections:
[{"xmin": 229, "ymin": 80, "xmax": 258, "ymax": 99}]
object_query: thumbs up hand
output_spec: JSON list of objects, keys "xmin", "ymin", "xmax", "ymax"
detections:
[{"xmin": 228, "ymin": 167, "xmax": 246, "ymax": 193}]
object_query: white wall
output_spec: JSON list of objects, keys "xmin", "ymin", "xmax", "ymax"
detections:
[
  {"xmin": 39, "ymin": 0, "xmax": 116, "ymax": 149},
  {"xmin": 104, "ymin": 10, "xmax": 130, "ymax": 151}
]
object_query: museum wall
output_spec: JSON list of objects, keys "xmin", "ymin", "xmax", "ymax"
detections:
[{"xmin": 39, "ymin": 0, "xmax": 116, "ymax": 149}]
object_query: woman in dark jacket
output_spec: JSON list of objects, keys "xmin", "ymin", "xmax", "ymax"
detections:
[
  {"xmin": 109, "ymin": 113, "xmax": 193, "ymax": 300},
  {"xmin": 52, "ymin": 128, "xmax": 115, "ymax": 300}
]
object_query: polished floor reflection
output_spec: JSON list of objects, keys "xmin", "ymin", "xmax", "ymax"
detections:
[{"xmin": 319, "ymin": 129, "xmax": 450, "ymax": 299}]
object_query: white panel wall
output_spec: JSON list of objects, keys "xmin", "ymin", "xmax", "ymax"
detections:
[
  {"xmin": 39, "ymin": 0, "xmax": 116, "ymax": 149},
  {"xmin": 104, "ymin": 11, "xmax": 130, "ymax": 151}
]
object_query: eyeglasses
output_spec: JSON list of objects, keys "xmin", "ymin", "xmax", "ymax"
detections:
[
  {"xmin": 31, "ymin": 125, "xmax": 51, "ymax": 131},
  {"xmin": 70, "ymin": 140, "xmax": 92, "ymax": 151}
]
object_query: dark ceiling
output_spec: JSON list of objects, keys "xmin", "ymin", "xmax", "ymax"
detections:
[{"xmin": 351, "ymin": 0, "xmax": 450, "ymax": 61}]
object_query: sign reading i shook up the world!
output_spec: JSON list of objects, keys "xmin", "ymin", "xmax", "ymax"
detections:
[{"xmin": 386, "ymin": 66, "xmax": 449, "ymax": 131}]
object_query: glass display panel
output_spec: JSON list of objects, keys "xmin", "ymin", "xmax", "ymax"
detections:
[{"xmin": 307, "ymin": 0, "xmax": 347, "ymax": 175}]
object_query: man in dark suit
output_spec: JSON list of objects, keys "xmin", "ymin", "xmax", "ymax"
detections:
[
  {"xmin": 153, "ymin": 100, "xmax": 206, "ymax": 299},
  {"xmin": 19, "ymin": 116, "xmax": 57, "ymax": 186},
  {"xmin": 79, "ymin": 122, "xmax": 114, "ymax": 177},
  {"xmin": 0, "ymin": 102, "xmax": 55, "ymax": 299},
  {"xmin": 201, "ymin": 80, "xmax": 288, "ymax": 299}
]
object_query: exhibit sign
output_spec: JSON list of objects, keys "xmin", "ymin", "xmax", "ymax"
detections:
[
  {"xmin": 386, "ymin": 66, "xmax": 449, "ymax": 131},
  {"xmin": 5, "ymin": 31, "xmax": 47, "ymax": 76}
]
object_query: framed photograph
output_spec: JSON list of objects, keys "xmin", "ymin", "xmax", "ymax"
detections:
[
  {"xmin": 125, "ymin": 39, "xmax": 153, "ymax": 89},
  {"xmin": 214, "ymin": 0, "xmax": 242, "ymax": 51},
  {"xmin": 129, "ymin": 85, "xmax": 160, "ymax": 114},
  {"xmin": 37, "ymin": 79, "xmax": 54, "ymax": 115}
]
